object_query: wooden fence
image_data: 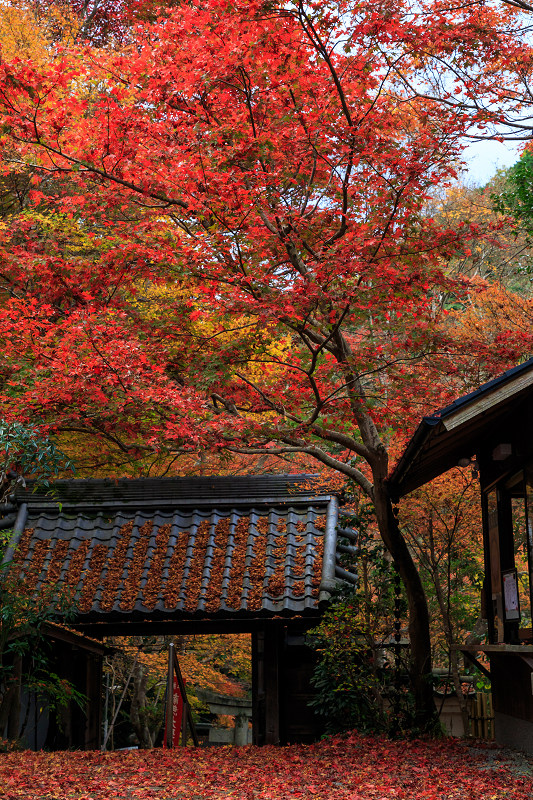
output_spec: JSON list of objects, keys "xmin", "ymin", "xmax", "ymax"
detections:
[{"xmin": 468, "ymin": 692, "xmax": 494, "ymax": 740}]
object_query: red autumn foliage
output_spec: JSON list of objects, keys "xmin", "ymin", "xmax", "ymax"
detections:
[
  {"xmin": 0, "ymin": 734, "xmax": 531, "ymax": 799},
  {"xmin": 2, "ymin": 0, "xmax": 532, "ymax": 724}
]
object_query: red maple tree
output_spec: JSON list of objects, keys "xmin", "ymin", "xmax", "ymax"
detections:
[{"xmin": 0, "ymin": 0, "xmax": 531, "ymax": 726}]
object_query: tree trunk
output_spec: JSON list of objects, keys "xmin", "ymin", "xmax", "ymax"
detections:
[
  {"xmin": 130, "ymin": 661, "xmax": 153, "ymax": 749},
  {"xmin": 373, "ymin": 475, "xmax": 438, "ymax": 732}
]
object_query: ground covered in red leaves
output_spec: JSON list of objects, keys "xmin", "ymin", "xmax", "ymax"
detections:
[{"xmin": 1, "ymin": 734, "xmax": 532, "ymax": 800}]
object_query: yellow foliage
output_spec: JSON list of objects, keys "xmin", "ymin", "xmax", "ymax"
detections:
[
  {"xmin": 0, "ymin": 210, "xmax": 100, "ymax": 252},
  {"xmin": 134, "ymin": 278, "xmax": 291, "ymax": 383},
  {"xmin": 0, "ymin": 2, "xmax": 79, "ymax": 64}
]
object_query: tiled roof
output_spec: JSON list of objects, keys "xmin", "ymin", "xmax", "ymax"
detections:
[{"xmin": 5, "ymin": 475, "xmax": 354, "ymax": 625}]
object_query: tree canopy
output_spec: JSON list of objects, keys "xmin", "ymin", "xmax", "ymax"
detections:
[{"xmin": 1, "ymin": 0, "xmax": 533, "ymax": 726}]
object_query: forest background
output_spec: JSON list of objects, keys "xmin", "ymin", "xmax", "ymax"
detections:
[{"xmin": 2, "ymin": 0, "xmax": 533, "ymax": 743}]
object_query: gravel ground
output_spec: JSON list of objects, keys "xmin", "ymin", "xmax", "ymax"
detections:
[{"xmin": 461, "ymin": 740, "xmax": 533, "ymax": 777}]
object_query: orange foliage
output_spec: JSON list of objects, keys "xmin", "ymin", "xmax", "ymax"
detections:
[
  {"xmin": 114, "ymin": 634, "xmax": 250, "ymax": 698},
  {"xmin": 400, "ymin": 471, "xmax": 485, "ymax": 661}
]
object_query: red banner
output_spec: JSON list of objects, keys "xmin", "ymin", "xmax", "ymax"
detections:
[
  {"xmin": 171, "ymin": 675, "xmax": 183, "ymax": 747},
  {"xmin": 164, "ymin": 675, "xmax": 183, "ymax": 748}
]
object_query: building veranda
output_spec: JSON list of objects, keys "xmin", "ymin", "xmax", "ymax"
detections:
[{"xmin": 390, "ymin": 356, "xmax": 533, "ymax": 753}]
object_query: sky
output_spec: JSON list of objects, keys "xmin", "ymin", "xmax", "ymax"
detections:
[{"xmin": 463, "ymin": 138, "xmax": 523, "ymax": 186}]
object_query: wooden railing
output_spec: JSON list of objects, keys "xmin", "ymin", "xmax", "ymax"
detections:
[{"xmin": 164, "ymin": 642, "xmax": 198, "ymax": 747}]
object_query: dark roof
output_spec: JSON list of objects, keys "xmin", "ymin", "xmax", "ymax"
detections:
[
  {"xmin": 388, "ymin": 358, "xmax": 533, "ymax": 498},
  {"xmin": 14, "ymin": 473, "xmax": 336, "ymax": 510},
  {"xmin": 4, "ymin": 475, "xmax": 354, "ymax": 628}
]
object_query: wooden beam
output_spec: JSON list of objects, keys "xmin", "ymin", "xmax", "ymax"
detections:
[
  {"xmin": 443, "ymin": 370, "xmax": 533, "ymax": 432},
  {"xmin": 460, "ymin": 650, "xmax": 491, "ymax": 680},
  {"xmin": 72, "ymin": 614, "xmax": 321, "ymax": 638}
]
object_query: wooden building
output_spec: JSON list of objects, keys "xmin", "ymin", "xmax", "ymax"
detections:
[
  {"xmin": 388, "ymin": 357, "xmax": 533, "ymax": 752},
  {"xmin": 3, "ymin": 474, "xmax": 356, "ymax": 748},
  {"xmin": 2, "ymin": 623, "xmax": 105, "ymax": 751}
]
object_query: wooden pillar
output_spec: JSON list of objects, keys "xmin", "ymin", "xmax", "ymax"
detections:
[
  {"xmin": 252, "ymin": 629, "xmax": 264, "ymax": 745},
  {"xmin": 165, "ymin": 642, "xmax": 175, "ymax": 747},
  {"xmin": 481, "ymin": 490, "xmax": 496, "ymax": 644},
  {"xmin": 252, "ymin": 624, "xmax": 281, "ymax": 745},
  {"xmin": 85, "ymin": 653, "xmax": 103, "ymax": 750},
  {"xmin": 484, "ymin": 485, "xmax": 520, "ymax": 644},
  {"xmin": 279, "ymin": 621, "xmax": 322, "ymax": 744},
  {"xmin": 526, "ymin": 480, "xmax": 533, "ymax": 624},
  {"xmin": 264, "ymin": 624, "xmax": 281, "ymax": 745},
  {"xmin": 485, "ymin": 490, "xmax": 504, "ymax": 642},
  {"xmin": 498, "ymin": 489, "xmax": 520, "ymax": 643}
]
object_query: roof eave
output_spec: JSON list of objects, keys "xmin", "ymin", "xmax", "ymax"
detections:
[
  {"xmin": 387, "ymin": 416, "xmax": 443, "ymax": 500},
  {"xmin": 388, "ymin": 357, "xmax": 533, "ymax": 499}
]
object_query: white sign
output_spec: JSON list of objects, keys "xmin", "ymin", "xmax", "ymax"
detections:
[{"xmin": 503, "ymin": 570, "xmax": 520, "ymax": 621}]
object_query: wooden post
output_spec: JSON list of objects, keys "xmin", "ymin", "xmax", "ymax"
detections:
[
  {"xmin": 525, "ymin": 483, "xmax": 533, "ymax": 622},
  {"xmin": 85, "ymin": 653, "xmax": 103, "ymax": 750},
  {"xmin": 486, "ymin": 491, "xmax": 504, "ymax": 642},
  {"xmin": 164, "ymin": 643, "xmax": 198, "ymax": 748},
  {"xmin": 498, "ymin": 490, "xmax": 520, "ymax": 643},
  {"xmin": 252, "ymin": 630, "xmax": 265, "ymax": 745},
  {"xmin": 264, "ymin": 624, "xmax": 280, "ymax": 745},
  {"xmin": 173, "ymin": 648, "xmax": 198, "ymax": 746},
  {"xmin": 164, "ymin": 642, "xmax": 175, "ymax": 748}
]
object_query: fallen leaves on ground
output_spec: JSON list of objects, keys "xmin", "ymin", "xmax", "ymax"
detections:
[{"xmin": 0, "ymin": 733, "xmax": 530, "ymax": 800}]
